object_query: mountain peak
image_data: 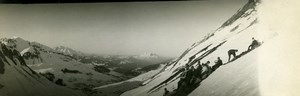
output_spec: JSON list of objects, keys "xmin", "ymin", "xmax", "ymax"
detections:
[
  {"xmin": 131, "ymin": 52, "xmax": 163, "ymax": 62},
  {"xmin": 137, "ymin": 52, "xmax": 159, "ymax": 58},
  {"xmin": 10, "ymin": 36, "xmax": 27, "ymax": 42},
  {"xmin": 12, "ymin": 36, "xmax": 20, "ymax": 39},
  {"xmin": 54, "ymin": 46, "xmax": 84, "ymax": 57},
  {"xmin": 55, "ymin": 46, "xmax": 72, "ymax": 50},
  {"xmin": 3, "ymin": 36, "xmax": 26, "ymax": 42}
]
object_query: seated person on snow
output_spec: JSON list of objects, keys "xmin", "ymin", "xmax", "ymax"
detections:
[
  {"xmin": 189, "ymin": 66, "xmax": 198, "ymax": 85},
  {"xmin": 186, "ymin": 66, "xmax": 195, "ymax": 86},
  {"xmin": 202, "ymin": 61, "xmax": 211, "ymax": 79},
  {"xmin": 163, "ymin": 88, "xmax": 170, "ymax": 96},
  {"xmin": 248, "ymin": 37, "xmax": 259, "ymax": 51},
  {"xmin": 212, "ymin": 57, "xmax": 223, "ymax": 71},
  {"xmin": 177, "ymin": 67, "xmax": 188, "ymax": 90},
  {"xmin": 194, "ymin": 61, "xmax": 203, "ymax": 79},
  {"xmin": 228, "ymin": 49, "xmax": 238, "ymax": 62}
]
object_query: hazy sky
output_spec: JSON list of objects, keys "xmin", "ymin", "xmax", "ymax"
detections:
[{"xmin": 0, "ymin": 0, "xmax": 247, "ymax": 57}]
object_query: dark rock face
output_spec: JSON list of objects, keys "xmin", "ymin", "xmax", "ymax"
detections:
[
  {"xmin": 40, "ymin": 72, "xmax": 55, "ymax": 81},
  {"xmin": 0, "ymin": 53, "xmax": 5, "ymax": 74},
  {"xmin": 55, "ymin": 79, "xmax": 66, "ymax": 86},
  {"xmin": 0, "ymin": 41, "xmax": 39, "ymax": 75},
  {"xmin": 0, "ymin": 43, "xmax": 7, "ymax": 74},
  {"xmin": 61, "ymin": 68, "xmax": 82, "ymax": 74}
]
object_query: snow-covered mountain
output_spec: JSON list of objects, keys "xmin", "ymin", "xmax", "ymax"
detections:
[
  {"xmin": 0, "ymin": 37, "xmax": 125, "ymax": 95},
  {"xmin": 133, "ymin": 52, "xmax": 168, "ymax": 64},
  {"xmin": 0, "ymin": 41, "xmax": 85, "ymax": 96},
  {"xmin": 120, "ymin": 1, "xmax": 277, "ymax": 96},
  {"xmin": 54, "ymin": 46, "xmax": 85, "ymax": 58},
  {"xmin": 133, "ymin": 52, "xmax": 159, "ymax": 59},
  {"xmin": 53, "ymin": 46, "xmax": 84, "ymax": 57}
]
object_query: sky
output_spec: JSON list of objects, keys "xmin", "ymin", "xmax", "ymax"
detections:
[{"xmin": 0, "ymin": 0, "xmax": 247, "ymax": 57}]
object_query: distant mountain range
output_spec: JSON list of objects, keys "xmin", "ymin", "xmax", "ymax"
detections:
[{"xmin": 0, "ymin": 36, "xmax": 172, "ymax": 95}]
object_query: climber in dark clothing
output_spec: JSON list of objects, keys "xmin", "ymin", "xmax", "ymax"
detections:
[
  {"xmin": 177, "ymin": 67, "xmax": 188, "ymax": 90},
  {"xmin": 212, "ymin": 57, "xmax": 223, "ymax": 71},
  {"xmin": 163, "ymin": 88, "xmax": 170, "ymax": 96},
  {"xmin": 248, "ymin": 37, "xmax": 259, "ymax": 51},
  {"xmin": 186, "ymin": 66, "xmax": 195, "ymax": 86},
  {"xmin": 191, "ymin": 66, "xmax": 199, "ymax": 85},
  {"xmin": 185, "ymin": 64, "xmax": 189, "ymax": 69},
  {"xmin": 194, "ymin": 61, "xmax": 202, "ymax": 79},
  {"xmin": 202, "ymin": 61, "xmax": 211, "ymax": 79},
  {"xmin": 186, "ymin": 61, "xmax": 203, "ymax": 85},
  {"xmin": 228, "ymin": 49, "xmax": 238, "ymax": 62}
]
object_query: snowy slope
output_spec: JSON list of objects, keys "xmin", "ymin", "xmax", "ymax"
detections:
[
  {"xmin": 188, "ymin": 49, "xmax": 259, "ymax": 96},
  {"xmin": 121, "ymin": 1, "xmax": 273, "ymax": 96},
  {"xmin": 0, "ymin": 42, "xmax": 85, "ymax": 96}
]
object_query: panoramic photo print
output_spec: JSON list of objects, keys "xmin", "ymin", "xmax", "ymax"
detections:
[{"xmin": 0, "ymin": 0, "xmax": 300, "ymax": 96}]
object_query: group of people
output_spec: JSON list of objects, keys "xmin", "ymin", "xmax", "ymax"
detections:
[
  {"xmin": 172, "ymin": 56, "xmax": 223, "ymax": 95},
  {"xmin": 163, "ymin": 37, "xmax": 260, "ymax": 96}
]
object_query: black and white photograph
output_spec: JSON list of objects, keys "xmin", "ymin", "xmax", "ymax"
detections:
[{"xmin": 0, "ymin": 0, "xmax": 299, "ymax": 96}]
